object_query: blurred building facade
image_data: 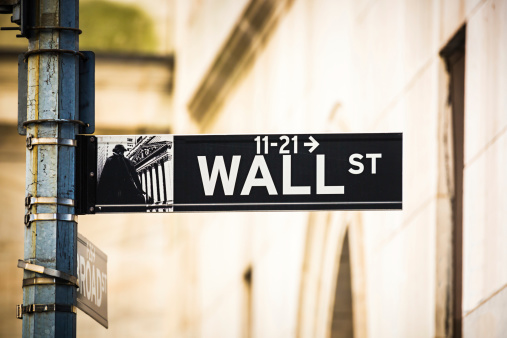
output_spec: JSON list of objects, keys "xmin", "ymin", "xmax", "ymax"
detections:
[
  {"xmin": 0, "ymin": 0, "xmax": 506, "ymax": 337},
  {"xmin": 170, "ymin": 0, "xmax": 507, "ymax": 337}
]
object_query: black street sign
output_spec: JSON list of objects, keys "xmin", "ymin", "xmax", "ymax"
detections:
[{"xmin": 76, "ymin": 133, "xmax": 402, "ymax": 214}]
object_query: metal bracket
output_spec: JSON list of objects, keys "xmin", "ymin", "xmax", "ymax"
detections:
[
  {"xmin": 30, "ymin": 26, "xmax": 82, "ymax": 34},
  {"xmin": 17, "ymin": 260, "xmax": 78, "ymax": 287},
  {"xmin": 24, "ymin": 213, "xmax": 77, "ymax": 227},
  {"xmin": 25, "ymin": 195, "xmax": 74, "ymax": 208},
  {"xmin": 17, "ymin": 304, "xmax": 77, "ymax": 319},
  {"xmin": 23, "ymin": 277, "xmax": 76, "ymax": 287},
  {"xmin": 0, "ymin": 0, "xmax": 32, "ymax": 39},
  {"xmin": 75, "ymin": 135, "xmax": 98, "ymax": 215},
  {"xmin": 23, "ymin": 48, "xmax": 87, "ymax": 62},
  {"xmin": 23, "ymin": 118, "xmax": 88, "ymax": 128},
  {"xmin": 26, "ymin": 135, "xmax": 77, "ymax": 150}
]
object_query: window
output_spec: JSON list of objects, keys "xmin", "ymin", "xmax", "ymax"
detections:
[
  {"xmin": 440, "ymin": 25, "xmax": 466, "ymax": 338},
  {"xmin": 330, "ymin": 230, "xmax": 354, "ymax": 338}
]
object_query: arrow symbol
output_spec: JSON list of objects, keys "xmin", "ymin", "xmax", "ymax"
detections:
[{"xmin": 304, "ymin": 136, "xmax": 319, "ymax": 153}]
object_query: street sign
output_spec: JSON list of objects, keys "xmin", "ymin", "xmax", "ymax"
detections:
[
  {"xmin": 76, "ymin": 233, "xmax": 108, "ymax": 328},
  {"xmin": 76, "ymin": 133, "xmax": 402, "ymax": 213}
]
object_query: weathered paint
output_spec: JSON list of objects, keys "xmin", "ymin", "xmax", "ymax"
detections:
[
  {"xmin": 26, "ymin": 54, "xmax": 40, "ymax": 258},
  {"xmin": 55, "ymin": 0, "xmax": 78, "ymax": 329},
  {"xmin": 23, "ymin": 0, "xmax": 78, "ymax": 336},
  {"xmin": 24, "ymin": 34, "xmax": 40, "ymax": 338}
]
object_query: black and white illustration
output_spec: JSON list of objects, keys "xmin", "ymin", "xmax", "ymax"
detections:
[{"xmin": 96, "ymin": 135, "xmax": 173, "ymax": 212}]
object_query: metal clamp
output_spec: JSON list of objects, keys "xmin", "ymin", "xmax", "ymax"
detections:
[
  {"xmin": 23, "ymin": 118, "xmax": 88, "ymax": 128},
  {"xmin": 24, "ymin": 213, "xmax": 77, "ymax": 227},
  {"xmin": 24, "ymin": 49, "xmax": 87, "ymax": 61},
  {"xmin": 26, "ymin": 135, "xmax": 77, "ymax": 150},
  {"xmin": 1, "ymin": 27, "xmax": 20, "ymax": 31},
  {"xmin": 23, "ymin": 277, "xmax": 76, "ymax": 287},
  {"xmin": 17, "ymin": 304, "xmax": 77, "ymax": 319},
  {"xmin": 17, "ymin": 260, "xmax": 79, "ymax": 287},
  {"xmin": 30, "ymin": 26, "xmax": 82, "ymax": 34},
  {"xmin": 25, "ymin": 196, "xmax": 75, "ymax": 208}
]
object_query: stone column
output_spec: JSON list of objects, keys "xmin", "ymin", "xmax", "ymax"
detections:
[
  {"xmin": 150, "ymin": 165, "xmax": 156, "ymax": 202},
  {"xmin": 141, "ymin": 170, "xmax": 147, "ymax": 193},
  {"xmin": 155, "ymin": 164, "xmax": 161, "ymax": 202},
  {"xmin": 165, "ymin": 159, "xmax": 172, "ymax": 201},
  {"xmin": 160, "ymin": 160, "xmax": 167, "ymax": 203},
  {"xmin": 146, "ymin": 168, "xmax": 152, "ymax": 202}
]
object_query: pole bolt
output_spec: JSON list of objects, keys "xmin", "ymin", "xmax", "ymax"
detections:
[
  {"xmin": 89, "ymin": 207, "xmax": 94, "ymax": 212},
  {"xmin": 89, "ymin": 172, "xmax": 95, "ymax": 177},
  {"xmin": 90, "ymin": 137, "xmax": 95, "ymax": 143}
]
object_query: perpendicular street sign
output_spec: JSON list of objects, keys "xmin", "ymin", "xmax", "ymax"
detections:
[
  {"xmin": 76, "ymin": 133, "xmax": 402, "ymax": 214},
  {"xmin": 76, "ymin": 233, "xmax": 108, "ymax": 328}
]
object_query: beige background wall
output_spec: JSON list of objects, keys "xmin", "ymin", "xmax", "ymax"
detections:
[{"xmin": 172, "ymin": 0, "xmax": 507, "ymax": 337}]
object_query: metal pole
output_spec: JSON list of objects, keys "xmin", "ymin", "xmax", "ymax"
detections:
[{"xmin": 24, "ymin": 0, "xmax": 79, "ymax": 336}]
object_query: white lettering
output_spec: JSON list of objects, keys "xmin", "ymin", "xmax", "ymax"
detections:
[
  {"xmin": 241, "ymin": 155, "xmax": 277, "ymax": 195},
  {"xmin": 102, "ymin": 273, "xmax": 107, "ymax": 297},
  {"xmin": 283, "ymin": 155, "xmax": 310, "ymax": 194},
  {"xmin": 85, "ymin": 260, "xmax": 92, "ymax": 300},
  {"xmin": 198, "ymin": 156, "xmax": 241, "ymax": 196},
  {"xmin": 87, "ymin": 244, "xmax": 95, "ymax": 263},
  {"xmin": 317, "ymin": 155, "xmax": 344, "ymax": 194},
  {"xmin": 76, "ymin": 255, "xmax": 80, "ymax": 290},
  {"xmin": 77, "ymin": 246, "xmax": 108, "ymax": 310},
  {"xmin": 91, "ymin": 265, "xmax": 97, "ymax": 304},
  {"xmin": 366, "ymin": 153, "xmax": 382, "ymax": 174},
  {"xmin": 80, "ymin": 255, "xmax": 86, "ymax": 296},
  {"xmin": 96, "ymin": 267, "xmax": 102, "ymax": 307},
  {"xmin": 348, "ymin": 154, "xmax": 364, "ymax": 174}
]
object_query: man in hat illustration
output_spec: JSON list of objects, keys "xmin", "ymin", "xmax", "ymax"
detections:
[{"xmin": 97, "ymin": 144, "xmax": 146, "ymax": 205}]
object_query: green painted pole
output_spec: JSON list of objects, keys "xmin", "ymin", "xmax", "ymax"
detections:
[{"xmin": 23, "ymin": 0, "xmax": 79, "ymax": 336}]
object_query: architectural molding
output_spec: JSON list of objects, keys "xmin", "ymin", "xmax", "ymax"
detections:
[
  {"xmin": 126, "ymin": 136, "xmax": 173, "ymax": 206},
  {"xmin": 187, "ymin": 0, "xmax": 293, "ymax": 124},
  {"xmin": 296, "ymin": 212, "xmax": 367, "ymax": 338}
]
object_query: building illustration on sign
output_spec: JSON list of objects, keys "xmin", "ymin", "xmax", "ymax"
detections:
[{"xmin": 96, "ymin": 135, "xmax": 174, "ymax": 212}]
